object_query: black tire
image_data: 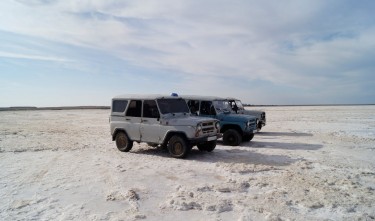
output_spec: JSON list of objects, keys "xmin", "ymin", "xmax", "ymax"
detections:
[
  {"xmin": 115, "ymin": 132, "xmax": 133, "ymax": 152},
  {"xmin": 197, "ymin": 141, "xmax": 217, "ymax": 152},
  {"xmin": 223, "ymin": 129, "xmax": 242, "ymax": 146},
  {"xmin": 243, "ymin": 133, "xmax": 254, "ymax": 142},
  {"xmin": 167, "ymin": 135, "xmax": 190, "ymax": 158}
]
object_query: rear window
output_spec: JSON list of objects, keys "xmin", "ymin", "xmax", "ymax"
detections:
[
  {"xmin": 126, "ymin": 100, "xmax": 142, "ymax": 117},
  {"xmin": 112, "ymin": 100, "xmax": 128, "ymax": 113},
  {"xmin": 157, "ymin": 98, "xmax": 190, "ymax": 114}
]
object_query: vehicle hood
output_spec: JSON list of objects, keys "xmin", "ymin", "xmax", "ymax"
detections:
[
  {"xmin": 239, "ymin": 110, "xmax": 263, "ymax": 117},
  {"xmin": 217, "ymin": 113, "xmax": 256, "ymax": 122}
]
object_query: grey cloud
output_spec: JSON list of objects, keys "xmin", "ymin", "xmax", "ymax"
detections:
[
  {"xmin": 15, "ymin": 0, "xmax": 56, "ymax": 6},
  {"xmin": 1, "ymin": 0, "xmax": 374, "ymax": 104}
]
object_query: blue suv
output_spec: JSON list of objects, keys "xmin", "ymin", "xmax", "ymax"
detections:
[{"xmin": 182, "ymin": 95, "xmax": 258, "ymax": 146}]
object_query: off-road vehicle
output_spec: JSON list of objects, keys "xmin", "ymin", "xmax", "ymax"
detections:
[
  {"xmin": 110, "ymin": 94, "xmax": 220, "ymax": 158},
  {"xmin": 227, "ymin": 98, "xmax": 266, "ymax": 131},
  {"xmin": 182, "ymin": 95, "xmax": 258, "ymax": 146}
]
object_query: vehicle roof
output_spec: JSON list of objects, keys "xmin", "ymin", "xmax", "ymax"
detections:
[
  {"xmin": 112, "ymin": 94, "xmax": 182, "ymax": 100},
  {"xmin": 180, "ymin": 95, "xmax": 227, "ymax": 101},
  {"xmin": 226, "ymin": 97, "xmax": 240, "ymax": 101}
]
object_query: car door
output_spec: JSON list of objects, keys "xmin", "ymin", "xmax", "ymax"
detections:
[
  {"xmin": 140, "ymin": 100, "xmax": 162, "ymax": 143},
  {"xmin": 124, "ymin": 100, "xmax": 142, "ymax": 141}
]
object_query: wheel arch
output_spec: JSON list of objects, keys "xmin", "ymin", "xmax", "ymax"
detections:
[
  {"xmin": 112, "ymin": 128, "xmax": 129, "ymax": 141},
  {"xmin": 220, "ymin": 124, "xmax": 243, "ymax": 136},
  {"xmin": 162, "ymin": 131, "xmax": 188, "ymax": 146}
]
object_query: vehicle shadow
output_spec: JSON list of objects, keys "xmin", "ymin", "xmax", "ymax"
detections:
[
  {"xmin": 129, "ymin": 130, "xmax": 321, "ymax": 166},
  {"xmin": 256, "ymin": 131, "xmax": 313, "ymax": 137},
  {"xmin": 130, "ymin": 146, "xmax": 300, "ymax": 167},
  {"xmin": 188, "ymin": 148, "xmax": 300, "ymax": 166},
  {"xmin": 239, "ymin": 140, "xmax": 323, "ymax": 150}
]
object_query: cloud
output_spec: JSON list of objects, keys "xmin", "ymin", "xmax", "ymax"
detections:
[
  {"xmin": 0, "ymin": 51, "xmax": 71, "ymax": 62},
  {"xmin": 14, "ymin": 0, "xmax": 56, "ymax": 6},
  {"xmin": 0, "ymin": 0, "xmax": 374, "ymax": 105}
]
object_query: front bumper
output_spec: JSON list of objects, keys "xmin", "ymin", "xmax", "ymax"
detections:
[
  {"xmin": 243, "ymin": 129, "xmax": 257, "ymax": 137},
  {"xmin": 188, "ymin": 133, "xmax": 222, "ymax": 145}
]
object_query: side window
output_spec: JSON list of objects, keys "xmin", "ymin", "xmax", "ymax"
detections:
[
  {"xmin": 143, "ymin": 100, "xmax": 160, "ymax": 118},
  {"xmin": 126, "ymin": 100, "xmax": 142, "ymax": 117},
  {"xmin": 112, "ymin": 100, "xmax": 128, "ymax": 113},
  {"xmin": 228, "ymin": 101, "xmax": 234, "ymax": 110},
  {"xmin": 201, "ymin": 101, "xmax": 216, "ymax": 115},
  {"xmin": 187, "ymin": 100, "xmax": 200, "ymax": 115}
]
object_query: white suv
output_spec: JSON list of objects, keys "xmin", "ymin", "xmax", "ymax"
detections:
[{"xmin": 109, "ymin": 94, "xmax": 221, "ymax": 158}]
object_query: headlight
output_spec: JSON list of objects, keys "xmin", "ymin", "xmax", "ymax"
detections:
[
  {"xmin": 247, "ymin": 121, "xmax": 251, "ymax": 127},
  {"xmin": 195, "ymin": 123, "xmax": 202, "ymax": 137},
  {"xmin": 215, "ymin": 121, "xmax": 220, "ymax": 130}
]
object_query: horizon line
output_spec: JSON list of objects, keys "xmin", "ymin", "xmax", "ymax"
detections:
[{"xmin": 1, "ymin": 104, "xmax": 374, "ymax": 111}]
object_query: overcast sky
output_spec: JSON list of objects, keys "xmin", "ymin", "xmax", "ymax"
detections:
[{"xmin": 1, "ymin": 0, "xmax": 374, "ymax": 106}]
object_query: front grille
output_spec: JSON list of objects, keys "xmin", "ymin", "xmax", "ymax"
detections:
[
  {"xmin": 202, "ymin": 121, "xmax": 215, "ymax": 134},
  {"xmin": 202, "ymin": 122, "xmax": 213, "ymax": 127},
  {"xmin": 248, "ymin": 118, "xmax": 256, "ymax": 129}
]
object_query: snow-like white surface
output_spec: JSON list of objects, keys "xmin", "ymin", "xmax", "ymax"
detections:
[{"xmin": 1, "ymin": 106, "xmax": 374, "ymax": 220}]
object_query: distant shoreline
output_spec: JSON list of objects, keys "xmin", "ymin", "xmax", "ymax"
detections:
[
  {"xmin": 245, "ymin": 104, "xmax": 375, "ymax": 107},
  {"xmin": 0, "ymin": 104, "xmax": 374, "ymax": 111},
  {"xmin": 0, "ymin": 106, "xmax": 110, "ymax": 111}
]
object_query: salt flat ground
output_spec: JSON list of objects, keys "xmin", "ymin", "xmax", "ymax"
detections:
[{"xmin": 0, "ymin": 106, "xmax": 374, "ymax": 221}]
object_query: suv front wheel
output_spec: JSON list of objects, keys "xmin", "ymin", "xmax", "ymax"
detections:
[
  {"xmin": 223, "ymin": 129, "xmax": 242, "ymax": 146},
  {"xmin": 115, "ymin": 131, "xmax": 133, "ymax": 152},
  {"xmin": 168, "ymin": 135, "xmax": 190, "ymax": 158}
]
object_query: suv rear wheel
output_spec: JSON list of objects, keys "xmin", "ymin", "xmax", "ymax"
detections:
[
  {"xmin": 223, "ymin": 129, "xmax": 242, "ymax": 146},
  {"xmin": 115, "ymin": 131, "xmax": 133, "ymax": 152},
  {"xmin": 168, "ymin": 135, "xmax": 189, "ymax": 158},
  {"xmin": 197, "ymin": 141, "xmax": 217, "ymax": 152}
]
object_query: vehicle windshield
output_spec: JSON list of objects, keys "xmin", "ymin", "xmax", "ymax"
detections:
[
  {"xmin": 212, "ymin": 100, "xmax": 231, "ymax": 114},
  {"xmin": 157, "ymin": 98, "xmax": 190, "ymax": 114},
  {"xmin": 235, "ymin": 100, "xmax": 245, "ymax": 110}
]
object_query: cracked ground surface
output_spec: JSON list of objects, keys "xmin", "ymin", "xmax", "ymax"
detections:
[{"xmin": 1, "ymin": 106, "xmax": 374, "ymax": 220}]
